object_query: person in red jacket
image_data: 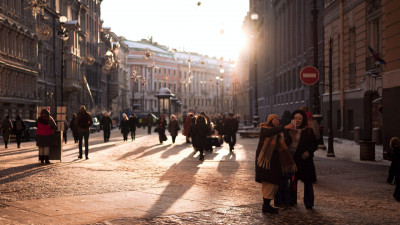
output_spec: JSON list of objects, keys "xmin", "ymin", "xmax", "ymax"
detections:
[
  {"xmin": 36, "ymin": 109, "xmax": 56, "ymax": 164},
  {"xmin": 183, "ymin": 112, "xmax": 194, "ymax": 144}
]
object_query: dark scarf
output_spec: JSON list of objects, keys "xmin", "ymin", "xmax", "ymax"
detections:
[{"xmin": 257, "ymin": 124, "xmax": 297, "ymax": 174}]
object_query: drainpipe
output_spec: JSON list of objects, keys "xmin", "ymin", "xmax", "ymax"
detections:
[{"xmin": 340, "ymin": 0, "xmax": 345, "ymax": 136}]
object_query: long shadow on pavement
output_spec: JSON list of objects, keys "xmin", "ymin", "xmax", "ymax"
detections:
[
  {"xmin": 117, "ymin": 143, "xmax": 160, "ymax": 161},
  {"xmin": 144, "ymin": 152, "xmax": 202, "ymax": 217}
]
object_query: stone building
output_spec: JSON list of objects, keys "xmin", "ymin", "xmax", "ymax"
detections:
[
  {"xmin": 124, "ymin": 39, "xmax": 233, "ymax": 118},
  {"xmin": 245, "ymin": 0, "xmax": 324, "ymax": 123}
]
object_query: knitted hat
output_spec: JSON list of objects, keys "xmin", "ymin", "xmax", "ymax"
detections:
[
  {"xmin": 266, "ymin": 114, "xmax": 279, "ymax": 126},
  {"xmin": 390, "ymin": 137, "xmax": 400, "ymax": 149}
]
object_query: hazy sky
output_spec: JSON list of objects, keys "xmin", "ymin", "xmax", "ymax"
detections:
[{"xmin": 101, "ymin": 0, "xmax": 249, "ymax": 61}]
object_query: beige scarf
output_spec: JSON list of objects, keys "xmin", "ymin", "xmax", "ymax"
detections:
[{"xmin": 257, "ymin": 125, "xmax": 297, "ymax": 174}]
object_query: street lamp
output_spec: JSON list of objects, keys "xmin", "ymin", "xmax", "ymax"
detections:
[
  {"xmin": 57, "ymin": 16, "xmax": 69, "ymax": 108},
  {"xmin": 251, "ymin": 12, "xmax": 259, "ymax": 127}
]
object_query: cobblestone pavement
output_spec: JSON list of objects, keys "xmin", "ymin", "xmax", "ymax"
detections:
[{"xmin": 1, "ymin": 129, "xmax": 399, "ymax": 224}]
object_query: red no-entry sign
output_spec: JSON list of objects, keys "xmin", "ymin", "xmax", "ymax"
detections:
[{"xmin": 300, "ymin": 66, "xmax": 319, "ymax": 85}]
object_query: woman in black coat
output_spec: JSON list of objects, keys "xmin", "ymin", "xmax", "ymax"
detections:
[
  {"xmin": 156, "ymin": 114, "xmax": 168, "ymax": 144},
  {"xmin": 168, "ymin": 114, "xmax": 180, "ymax": 143},
  {"xmin": 129, "ymin": 113, "xmax": 138, "ymax": 141},
  {"xmin": 388, "ymin": 137, "xmax": 400, "ymax": 201},
  {"xmin": 255, "ymin": 114, "xmax": 296, "ymax": 213},
  {"xmin": 119, "ymin": 113, "xmax": 130, "ymax": 142},
  {"xmin": 192, "ymin": 115, "xmax": 210, "ymax": 161},
  {"xmin": 285, "ymin": 109, "xmax": 318, "ymax": 210}
]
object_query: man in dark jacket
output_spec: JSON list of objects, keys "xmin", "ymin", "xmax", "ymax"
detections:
[
  {"xmin": 13, "ymin": 115, "xmax": 26, "ymax": 148},
  {"xmin": 147, "ymin": 112, "xmax": 153, "ymax": 135},
  {"xmin": 224, "ymin": 113, "xmax": 239, "ymax": 152},
  {"xmin": 100, "ymin": 112, "xmax": 113, "ymax": 142},
  {"xmin": 75, "ymin": 105, "xmax": 93, "ymax": 159}
]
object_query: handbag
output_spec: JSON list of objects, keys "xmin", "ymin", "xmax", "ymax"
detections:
[{"xmin": 154, "ymin": 127, "xmax": 159, "ymax": 132}]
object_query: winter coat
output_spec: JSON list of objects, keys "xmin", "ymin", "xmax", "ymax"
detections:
[
  {"xmin": 129, "ymin": 116, "xmax": 138, "ymax": 132},
  {"xmin": 36, "ymin": 116, "xmax": 56, "ymax": 147},
  {"xmin": 255, "ymin": 126, "xmax": 285, "ymax": 184},
  {"xmin": 389, "ymin": 147, "xmax": 400, "ymax": 178},
  {"xmin": 147, "ymin": 114, "xmax": 154, "ymax": 126},
  {"xmin": 13, "ymin": 119, "xmax": 26, "ymax": 135},
  {"xmin": 224, "ymin": 118, "xmax": 239, "ymax": 135},
  {"xmin": 290, "ymin": 128, "xmax": 318, "ymax": 182},
  {"xmin": 192, "ymin": 116, "xmax": 210, "ymax": 150},
  {"xmin": 183, "ymin": 116, "xmax": 193, "ymax": 136},
  {"xmin": 156, "ymin": 118, "xmax": 167, "ymax": 134},
  {"xmin": 1, "ymin": 118, "xmax": 13, "ymax": 142},
  {"xmin": 75, "ymin": 112, "xmax": 93, "ymax": 133},
  {"xmin": 100, "ymin": 116, "xmax": 113, "ymax": 131},
  {"xmin": 69, "ymin": 116, "xmax": 79, "ymax": 138},
  {"xmin": 215, "ymin": 118, "xmax": 225, "ymax": 135},
  {"xmin": 168, "ymin": 119, "xmax": 180, "ymax": 137},
  {"xmin": 119, "ymin": 119, "xmax": 130, "ymax": 135}
]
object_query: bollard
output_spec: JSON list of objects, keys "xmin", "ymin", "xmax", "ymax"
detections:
[
  {"xmin": 372, "ymin": 128, "xmax": 381, "ymax": 145},
  {"xmin": 354, "ymin": 127, "xmax": 361, "ymax": 144},
  {"xmin": 359, "ymin": 140, "xmax": 375, "ymax": 161}
]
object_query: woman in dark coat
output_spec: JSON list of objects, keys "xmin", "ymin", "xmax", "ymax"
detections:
[
  {"xmin": 69, "ymin": 113, "xmax": 79, "ymax": 143},
  {"xmin": 129, "ymin": 113, "xmax": 138, "ymax": 141},
  {"xmin": 255, "ymin": 114, "xmax": 296, "ymax": 213},
  {"xmin": 168, "ymin": 114, "xmax": 180, "ymax": 143},
  {"xmin": 192, "ymin": 115, "xmax": 211, "ymax": 161},
  {"xmin": 183, "ymin": 113, "xmax": 194, "ymax": 143},
  {"xmin": 119, "ymin": 113, "xmax": 130, "ymax": 142},
  {"xmin": 286, "ymin": 109, "xmax": 318, "ymax": 210},
  {"xmin": 36, "ymin": 109, "xmax": 56, "ymax": 164},
  {"xmin": 156, "ymin": 114, "xmax": 168, "ymax": 144}
]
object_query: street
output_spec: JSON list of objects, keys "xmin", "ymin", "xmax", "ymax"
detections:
[{"xmin": 0, "ymin": 129, "xmax": 399, "ymax": 224}]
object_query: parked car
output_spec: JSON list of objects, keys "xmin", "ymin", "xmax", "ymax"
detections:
[
  {"xmin": 91, "ymin": 117, "xmax": 100, "ymax": 133},
  {"xmin": 10, "ymin": 119, "xmax": 37, "ymax": 141}
]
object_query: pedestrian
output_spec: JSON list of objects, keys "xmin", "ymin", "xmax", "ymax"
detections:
[
  {"xmin": 224, "ymin": 113, "xmax": 239, "ymax": 152},
  {"xmin": 1, "ymin": 116, "xmax": 13, "ymax": 149},
  {"xmin": 69, "ymin": 113, "xmax": 79, "ymax": 143},
  {"xmin": 255, "ymin": 114, "xmax": 296, "ymax": 214},
  {"xmin": 168, "ymin": 114, "xmax": 180, "ymax": 143},
  {"xmin": 388, "ymin": 137, "xmax": 400, "ymax": 202},
  {"xmin": 192, "ymin": 115, "xmax": 210, "ymax": 161},
  {"xmin": 300, "ymin": 105, "xmax": 322, "ymax": 147},
  {"xmin": 75, "ymin": 105, "xmax": 93, "ymax": 160},
  {"xmin": 13, "ymin": 115, "xmax": 26, "ymax": 148},
  {"xmin": 147, "ymin": 112, "xmax": 153, "ymax": 134},
  {"xmin": 129, "ymin": 113, "xmax": 138, "ymax": 141},
  {"xmin": 36, "ymin": 109, "xmax": 56, "ymax": 164},
  {"xmin": 100, "ymin": 112, "xmax": 113, "ymax": 142},
  {"xmin": 63, "ymin": 120, "xmax": 68, "ymax": 144},
  {"xmin": 183, "ymin": 112, "xmax": 194, "ymax": 143},
  {"xmin": 119, "ymin": 113, "xmax": 130, "ymax": 142},
  {"xmin": 155, "ymin": 114, "xmax": 167, "ymax": 144},
  {"xmin": 286, "ymin": 109, "xmax": 318, "ymax": 210}
]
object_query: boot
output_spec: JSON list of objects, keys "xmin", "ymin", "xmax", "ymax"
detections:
[
  {"xmin": 39, "ymin": 155, "xmax": 44, "ymax": 164},
  {"xmin": 45, "ymin": 156, "xmax": 50, "ymax": 164},
  {"xmin": 262, "ymin": 198, "xmax": 278, "ymax": 214}
]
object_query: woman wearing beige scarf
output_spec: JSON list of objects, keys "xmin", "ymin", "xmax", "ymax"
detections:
[{"xmin": 255, "ymin": 114, "xmax": 296, "ymax": 214}]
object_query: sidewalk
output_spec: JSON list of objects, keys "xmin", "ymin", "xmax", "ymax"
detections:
[{"xmin": 314, "ymin": 137, "xmax": 390, "ymax": 166}]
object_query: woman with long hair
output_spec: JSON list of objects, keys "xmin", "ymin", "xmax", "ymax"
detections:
[
  {"xmin": 286, "ymin": 109, "xmax": 318, "ymax": 210},
  {"xmin": 119, "ymin": 113, "xmax": 130, "ymax": 142}
]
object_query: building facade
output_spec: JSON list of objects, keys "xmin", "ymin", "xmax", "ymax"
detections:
[{"xmin": 245, "ymin": 0, "xmax": 324, "ymax": 123}]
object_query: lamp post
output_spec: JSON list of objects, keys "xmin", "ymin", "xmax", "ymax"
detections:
[
  {"xmin": 142, "ymin": 78, "xmax": 146, "ymax": 112},
  {"xmin": 219, "ymin": 67, "xmax": 225, "ymax": 114},
  {"xmin": 251, "ymin": 12, "xmax": 259, "ymax": 127},
  {"xmin": 311, "ymin": 0, "xmax": 321, "ymax": 115},
  {"xmin": 58, "ymin": 16, "xmax": 68, "ymax": 108},
  {"xmin": 216, "ymin": 75, "xmax": 221, "ymax": 113}
]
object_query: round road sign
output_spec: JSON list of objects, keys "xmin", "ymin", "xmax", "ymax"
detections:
[{"xmin": 300, "ymin": 66, "xmax": 319, "ymax": 85}]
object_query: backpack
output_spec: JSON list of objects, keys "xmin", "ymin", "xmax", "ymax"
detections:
[
  {"xmin": 16, "ymin": 121, "xmax": 23, "ymax": 131},
  {"xmin": 78, "ymin": 114, "xmax": 91, "ymax": 128}
]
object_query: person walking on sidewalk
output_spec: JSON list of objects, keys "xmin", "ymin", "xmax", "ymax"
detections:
[
  {"xmin": 155, "ymin": 114, "xmax": 167, "ymax": 144},
  {"xmin": 129, "ymin": 113, "xmax": 138, "ymax": 141},
  {"xmin": 147, "ymin": 112, "xmax": 154, "ymax": 135},
  {"xmin": 183, "ymin": 112, "xmax": 194, "ymax": 144},
  {"xmin": 75, "ymin": 105, "xmax": 93, "ymax": 160},
  {"xmin": 36, "ymin": 109, "xmax": 56, "ymax": 164},
  {"xmin": 1, "ymin": 116, "xmax": 13, "ymax": 149},
  {"xmin": 69, "ymin": 113, "xmax": 79, "ymax": 143},
  {"xmin": 168, "ymin": 114, "xmax": 180, "ymax": 143},
  {"xmin": 192, "ymin": 115, "xmax": 210, "ymax": 161},
  {"xmin": 63, "ymin": 120, "xmax": 69, "ymax": 144},
  {"xmin": 224, "ymin": 113, "xmax": 239, "ymax": 152},
  {"xmin": 100, "ymin": 112, "xmax": 113, "ymax": 142},
  {"xmin": 286, "ymin": 110, "xmax": 318, "ymax": 210},
  {"xmin": 255, "ymin": 114, "xmax": 296, "ymax": 214},
  {"xmin": 388, "ymin": 137, "xmax": 400, "ymax": 202},
  {"xmin": 119, "ymin": 113, "xmax": 130, "ymax": 142},
  {"xmin": 13, "ymin": 115, "xmax": 26, "ymax": 148}
]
